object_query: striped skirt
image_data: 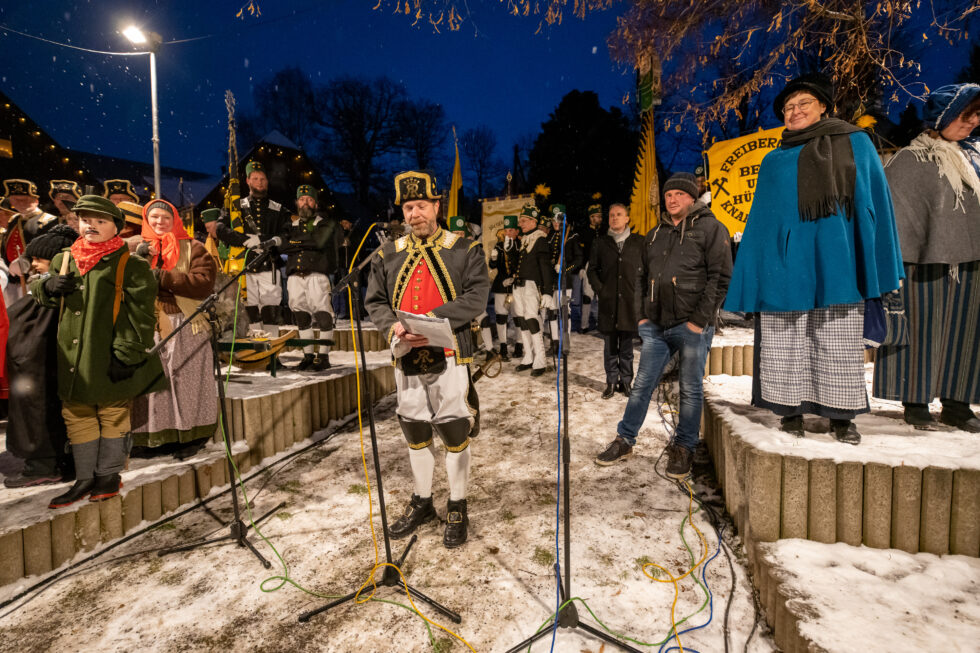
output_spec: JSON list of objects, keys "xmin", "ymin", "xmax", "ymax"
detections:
[
  {"xmin": 752, "ymin": 303, "xmax": 869, "ymax": 418},
  {"xmin": 873, "ymin": 261, "xmax": 980, "ymax": 405}
]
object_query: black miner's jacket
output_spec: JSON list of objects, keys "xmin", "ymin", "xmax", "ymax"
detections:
[{"xmin": 635, "ymin": 202, "xmax": 733, "ymax": 329}]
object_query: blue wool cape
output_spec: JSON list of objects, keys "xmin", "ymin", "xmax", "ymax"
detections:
[{"xmin": 723, "ymin": 131, "xmax": 904, "ymax": 313}]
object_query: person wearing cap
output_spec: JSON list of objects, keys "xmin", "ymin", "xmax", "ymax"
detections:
[
  {"xmin": 278, "ymin": 185, "xmax": 339, "ymax": 371},
  {"xmin": 449, "ymin": 216, "xmax": 494, "ymax": 355},
  {"xmin": 365, "ymin": 170, "xmax": 490, "ymax": 549},
  {"xmin": 587, "ymin": 202, "xmax": 644, "ymax": 401},
  {"xmin": 578, "ymin": 201, "xmax": 604, "ymax": 332},
  {"xmin": 1, "ymin": 179, "xmax": 59, "ymax": 304},
  {"xmin": 3, "ymin": 224, "xmax": 79, "ymax": 488},
  {"xmin": 199, "ymin": 207, "xmax": 225, "ymax": 265},
  {"xmin": 724, "ymin": 73, "xmax": 903, "ymax": 446},
  {"xmin": 102, "ymin": 179, "xmax": 140, "ymax": 206},
  {"xmin": 512, "ymin": 203, "xmax": 554, "ymax": 376},
  {"xmin": 31, "ymin": 195, "xmax": 164, "ymax": 508},
  {"xmin": 49, "ymin": 180, "xmax": 81, "ymax": 232},
  {"xmin": 596, "ymin": 173, "xmax": 731, "ymax": 474},
  {"xmin": 694, "ymin": 165, "xmax": 711, "ymax": 205},
  {"xmin": 544, "ymin": 203, "xmax": 583, "ymax": 357},
  {"xmin": 129, "ymin": 199, "xmax": 218, "ymax": 460},
  {"xmin": 873, "ymin": 83, "xmax": 980, "ymax": 432},
  {"xmin": 214, "ymin": 160, "xmax": 291, "ymax": 333},
  {"xmin": 489, "ymin": 215, "xmax": 521, "ymax": 361}
]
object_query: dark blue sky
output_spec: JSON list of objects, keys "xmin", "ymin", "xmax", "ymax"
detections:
[
  {"xmin": 0, "ymin": 1, "xmax": 974, "ymax": 179},
  {"xmin": 0, "ymin": 1, "xmax": 632, "ymax": 174}
]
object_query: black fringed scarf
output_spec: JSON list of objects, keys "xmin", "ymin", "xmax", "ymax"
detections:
[{"xmin": 780, "ymin": 118, "xmax": 862, "ymax": 222}]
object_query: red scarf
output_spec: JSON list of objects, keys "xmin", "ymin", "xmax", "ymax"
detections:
[
  {"xmin": 69, "ymin": 236, "xmax": 126, "ymax": 275},
  {"xmin": 141, "ymin": 199, "xmax": 191, "ymax": 270}
]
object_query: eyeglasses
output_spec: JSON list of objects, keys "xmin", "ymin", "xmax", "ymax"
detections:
[{"xmin": 782, "ymin": 98, "xmax": 818, "ymax": 116}]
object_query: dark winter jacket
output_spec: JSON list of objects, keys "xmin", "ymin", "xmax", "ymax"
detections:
[
  {"xmin": 514, "ymin": 229, "xmax": 554, "ymax": 296},
  {"xmin": 279, "ymin": 214, "xmax": 341, "ymax": 277},
  {"xmin": 588, "ymin": 230, "xmax": 644, "ymax": 333},
  {"xmin": 547, "ymin": 228, "xmax": 584, "ymax": 291},
  {"xmin": 489, "ymin": 237, "xmax": 519, "ymax": 294},
  {"xmin": 215, "ymin": 195, "xmax": 291, "ymax": 272},
  {"xmin": 635, "ymin": 203, "xmax": 733, "ymax": 329}
]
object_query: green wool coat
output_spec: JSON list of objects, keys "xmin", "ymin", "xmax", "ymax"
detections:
[{"xmin": 31, "ymin": 245, "xmax": 166, "ymax": 404}]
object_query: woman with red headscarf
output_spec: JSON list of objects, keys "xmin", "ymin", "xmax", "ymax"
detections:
[{"xmin": 130, "ymin": 200, "xmax": 218, "ymax": 459}]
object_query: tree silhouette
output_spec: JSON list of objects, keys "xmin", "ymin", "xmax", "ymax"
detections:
[
  {"xmin": 395, "ymin": 99, "xmax": 450, "ymax": 171},
  {"xmin": 461, "ymin": 126, "xmax": 505, "ymax": 198}
]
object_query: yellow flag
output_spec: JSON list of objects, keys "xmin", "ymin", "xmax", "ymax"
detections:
[
  {"xmin": 448, "ymin": 126, "xmax": 462, "ymax": 216},
  {"xmin": 705, "ymin": 126, "xmax": 784, "ymax": 237}
]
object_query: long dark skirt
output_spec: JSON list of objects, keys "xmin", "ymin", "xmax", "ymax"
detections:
[{"xmin": 873, "ymin": 261, "xmax": 980, "ymax": 404}]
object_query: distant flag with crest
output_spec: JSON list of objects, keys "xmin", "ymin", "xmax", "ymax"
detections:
[{"xmin": 448, "ymin": 126, "xmax": 463, "ymax": 216}]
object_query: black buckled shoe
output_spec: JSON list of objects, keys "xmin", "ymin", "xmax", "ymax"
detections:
[
  {"xmin": 389, "ymin": 494, "xmax": 436, "ymax": 539},
  {"xmin": 48, "ymin": 479, "xmax": 96, "ymax": 509},
  {"xmin": 601, "ymin": 383, "xmax": 616, "ymax": 400},
  {"xmin": 665, "ymin": 444, "xmax": 693, "ymax": 479},
  {"xmin": 443, "ymin": 499, "xmax": 468, "ymax": 549},
  {"xmin": 780, "ymin": 415, "xmax": 805, "ymax": 438},
  {"xmin": 89, "ymin": 474, "xmax": 122, "ymax": 502},
  {"xmin": 831, "ymin": 420, "xmax": 861, "ymax": 445}
]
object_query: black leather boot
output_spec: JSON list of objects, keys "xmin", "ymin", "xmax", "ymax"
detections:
[
  {"xmin": 443, "ymin": 499, "xmax": 468, "ymax": 548},
  {"xmin": 498, "ymin": 343, "xmax": 509, "ymax": 362},
  {"xmin": 89, "ymin": 473, "xmax": 122, "ymax": 501},
  {"xmin": 389, "ymin": 494, "xmax": 436, "ymax": 539},
  {"xmin": 601, "ymin": 383, "xmax": 616, "ymax": 399},
  {"xmin": 295, "ymin": 354, "xmax": 316, "ymax": 370},
  {"xmin": 48, "ymin": 479, "xmax": 96, "ymax": 509}
]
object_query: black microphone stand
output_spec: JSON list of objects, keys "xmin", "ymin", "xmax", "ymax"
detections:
[
  {"xmin": 299, "ymin": 238, "xmax": 460, "ymax": 624},
  {"xmin": 156, "ymin": 247, "xmax": 285, "ymax": 568},
  {"xmin": 506, "ymin": 213, "xmax": 641, "ymax": 653}
]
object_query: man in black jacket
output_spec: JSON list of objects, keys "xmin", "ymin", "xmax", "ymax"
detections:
[
  {"xmin": 512, "ymin": 204, "xmax": 554, "ymax": 376},
  {"xmin": 488, "ymin": 215, "xmax": 520, "ymax": 360},
  {"xmin": 578, "ymin": 202, "xmax": 604, "ymax": 332},
  {"xmin": 587, "ymin": 203, "xmax": 644, "ymax": 402},
  {"xmin": 281, "ymin": 185, "xmax": 339, "ymax": 371},
  {"xmin": 596, "ymin": 174, "xmax": 732, "ymax": 477}
]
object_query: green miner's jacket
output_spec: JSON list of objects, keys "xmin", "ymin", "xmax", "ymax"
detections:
[{"xmin": 31, "ymin": 245, "xmax": 166, "ymax": 404}]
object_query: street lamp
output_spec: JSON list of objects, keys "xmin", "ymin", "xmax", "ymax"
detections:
[{"xmin": 123, "ymin": 25, "xmax": 163, "ymax": 199}]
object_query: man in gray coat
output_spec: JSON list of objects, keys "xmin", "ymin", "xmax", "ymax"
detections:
[{"xmin": 365, "ymin": 170, "xmax": 490, "ymax": 548}]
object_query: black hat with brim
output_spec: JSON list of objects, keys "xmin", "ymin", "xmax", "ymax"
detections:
[{"xmin": 773, "ymin": 73, "xmax": 834, "ymax": 121}]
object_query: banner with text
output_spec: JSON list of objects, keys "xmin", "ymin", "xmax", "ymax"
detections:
[
  {"xmin": 480, "ymin": 194, "xmax": 533, "ymax": 273},
  {"xmin": 705, "ymin": 127, "xmax": 784, "ymax": 237}
]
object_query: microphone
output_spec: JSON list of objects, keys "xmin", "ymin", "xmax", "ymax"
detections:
[{"xmin": 259, "ymin": 236, "xmax": 282, "ymax": 249}]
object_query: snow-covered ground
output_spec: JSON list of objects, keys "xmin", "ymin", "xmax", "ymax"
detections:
[
  {"xmin": 760, "ymin": 539, "xmax": 980, "ymax": 652},
  {"xmin": 0, "ymin": 333, "xmax": 773, "ymax": 653}
]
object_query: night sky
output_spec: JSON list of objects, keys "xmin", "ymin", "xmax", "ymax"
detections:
[
  {"xmin": 0, "ymin": 1, "xmax": 632, "ymax": 175},
  {"xmin": 0, "ymin": 1, "xmax": 973, "ymax": 180}
]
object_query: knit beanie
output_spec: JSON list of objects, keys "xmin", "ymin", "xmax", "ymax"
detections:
[
  {"xmin": 25, "ymin": 223, "xmax": 79, "ymax": 260},
  {"xmin": 923, "ymin": 84, "xmax": 980, "ymax": 132},
  {"xmin": 662, "ymin": 173, "xmax": 699, "ymax": 200}
]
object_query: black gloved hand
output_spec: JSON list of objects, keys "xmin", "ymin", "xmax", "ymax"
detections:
[
  {"xmin": 107, "ymin": 353, "xmax": 141, "ymax": 383},
  {"xmin": 43, "ymin": 271, "xmax": 76, "ymax": 297}
]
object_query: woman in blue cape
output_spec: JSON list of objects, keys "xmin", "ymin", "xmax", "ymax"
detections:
[{"xmin": 723, "ymin": 74, "xmax": 904, "ymax": 444}]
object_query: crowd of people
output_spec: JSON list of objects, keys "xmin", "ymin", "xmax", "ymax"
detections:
[{"xmin": 0, "ymin": 76, "xmax": 977, "ymax": 551}]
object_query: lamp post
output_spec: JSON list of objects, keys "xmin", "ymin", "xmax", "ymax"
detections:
[{"xmin": 123, "ymin": 25, "xmax": 163, "ymax": 199}]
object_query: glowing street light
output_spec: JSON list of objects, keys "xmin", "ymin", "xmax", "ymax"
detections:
[{"xmin": 123, "ymin": 25, "xmax": 163, "ymax": 198}]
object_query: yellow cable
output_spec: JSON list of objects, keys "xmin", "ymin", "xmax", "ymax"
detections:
[
  {"xmin": 641, "ymin": 480, "xmax": 708, "ymax": 653},
  {"xmin": 346, "ymin": 225, "xmax": 477, "ymax": 653}
]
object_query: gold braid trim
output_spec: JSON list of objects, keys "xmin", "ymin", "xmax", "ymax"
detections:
[
  {"xmin": 408, "ymin": 439, "xmax": 433, "ymax": 450},
  {"xmin": 444, "ymin": 438, "xmax": 470, "ymax": 453}
]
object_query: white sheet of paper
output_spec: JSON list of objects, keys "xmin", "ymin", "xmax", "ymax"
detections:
[{"xmin": 395, "ymin": 310, "xmax": 456, "ymax": 349}]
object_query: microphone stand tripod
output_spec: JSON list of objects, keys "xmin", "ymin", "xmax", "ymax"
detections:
[
  {"xmin": 156, "ymin": 248, "xmax": 285, "ymax": 568},
  {"xmin": 298, "ymin": 241, "xmax": 460, "ymax": 624},
  {"xmin": 506, "ymin": 213, "xmax": 642, "ymax": 653}
]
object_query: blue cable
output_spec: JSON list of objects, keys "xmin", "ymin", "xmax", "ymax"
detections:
[{"xmin": 546, "ymin": 211, "xmax": 568, "ymax": 653}]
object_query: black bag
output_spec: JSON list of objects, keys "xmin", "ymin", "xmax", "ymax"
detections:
[
  {"xmin": 401, "ymin": 346, "xmax": 447, "ymax": 376},
  {"xmin": 880, "ymin": 288, "xmax": 909, "ymax": 347}
]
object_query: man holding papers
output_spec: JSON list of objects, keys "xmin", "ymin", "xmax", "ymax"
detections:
[{"xmin": 365, "ymin": 170, "xmax": 490, "ymax": 549}]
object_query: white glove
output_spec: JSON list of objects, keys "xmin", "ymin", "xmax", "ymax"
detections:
[
  {"xmin": 733, "ymin": 231, "xmax": 743, "ymax": 243},
  {"xmin": 554, "ymin": 263, "xmax": 561, "ymax": 273},
  {"xmin": 390, "ymin": 335, "xmax": 412, "ymax": 359},
  {"xmin": 504, "ymin": 236, "xmax": 513, "ymax": 250},
  {"xmin": 490, "ymin": 248, "xmax": 499, "ymax": 261},
  {"xmin": 502, "ymin": 277, "xmax": 514, "ymax": 288},
  {"xmin": 8, "ymin": 256, "xmax": 31, "ymax": 277},
  {"xmin": 541, "ymin": 294, "xmax": 557, "ymax": 311},
  {"xmin": 243, "ymin": 234, "xmax": 262, "ymax": 249}
]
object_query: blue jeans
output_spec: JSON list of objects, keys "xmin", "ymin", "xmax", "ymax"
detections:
[{"xmin": 616, "ymin": 321, "xmax": 714, "ymax": 451}]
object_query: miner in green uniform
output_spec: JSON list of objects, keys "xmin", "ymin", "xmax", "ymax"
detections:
[{"xmin": 31, "ymin": 195, "xmax": 165, "ymax": 508}]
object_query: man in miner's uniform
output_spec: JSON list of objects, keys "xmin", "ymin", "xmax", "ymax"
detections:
[
  {"xmin": 280, "ymin": 184, "xmax": 339, "ymax": 371},
  {"xmin": 214, "ymin": 160, "xmax": 291, "ymax": 333},
  {"xmin": 512, "ymin": 203, "xmax": 555, "ymax": 376},
  {"xmin": 488, "ymin": 214, "xmax": 521, "ymax": 361},
  {"xmin": 365, "ymin": 170, "xmax": 490, "ymax": 549}
]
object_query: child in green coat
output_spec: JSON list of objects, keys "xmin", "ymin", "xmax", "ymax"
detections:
[{"xmin": 31, "ymin": 195, "xmax": 165, "ymax": 508}]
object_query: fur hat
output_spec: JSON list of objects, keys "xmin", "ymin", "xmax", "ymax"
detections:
[
  {"xmin": 773, "ymin": 73, "xmax": 834, "ymax": 121},
  {"xmin": 25, "ymin": 223, "xmax": 79, "ymax": 260},
  {"xmin": 923, "ymin": 83, "xmax": 980, "ymax": 132},
  {"xmin": 662, "ymin": 173, "xmax": 699, "ymax": 200}
]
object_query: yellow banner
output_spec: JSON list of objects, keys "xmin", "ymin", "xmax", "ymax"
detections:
[{"xmin": 705, "ymin": 127, "xmax": 784, "ymax": 237}]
